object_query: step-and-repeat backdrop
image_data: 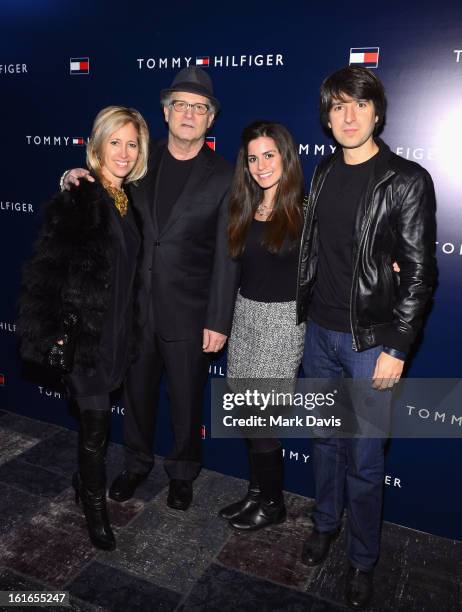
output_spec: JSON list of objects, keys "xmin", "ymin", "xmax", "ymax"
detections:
[{"xmin": 1, "ymin": 1, "xmax": 461, "ymax": 540}]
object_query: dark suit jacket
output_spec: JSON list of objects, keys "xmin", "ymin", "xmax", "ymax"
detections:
[{"xmin": 129, "ymin": 140, "xmax": 239, "ymax": 341}]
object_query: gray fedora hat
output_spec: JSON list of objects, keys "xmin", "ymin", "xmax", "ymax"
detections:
[{"xmin": 160, "ymin": 66, "xmax": 220, "ymax": 113}]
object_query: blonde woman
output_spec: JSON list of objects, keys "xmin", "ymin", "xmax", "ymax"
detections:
[{"xmin": 18, "ymin": 106, "xmax": 149, "ymax": 551}]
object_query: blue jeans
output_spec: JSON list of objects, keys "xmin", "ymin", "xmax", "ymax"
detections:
[{"xmin": 302, "ymin": 319, "xmax": 391, "ymax": 571}]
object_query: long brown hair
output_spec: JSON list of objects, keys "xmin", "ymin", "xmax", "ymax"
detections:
[{"xmin": 228, "ymin": 120, "xmax": 304, "ymax": 258}]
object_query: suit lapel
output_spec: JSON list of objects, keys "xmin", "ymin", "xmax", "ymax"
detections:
[
  {"xmin": 129, "ymin": 142, "xmax": 165, "ymax": 238},
  {"xmin": 159, "ymin": 144, "xmax": 215, "ymax": 237}
]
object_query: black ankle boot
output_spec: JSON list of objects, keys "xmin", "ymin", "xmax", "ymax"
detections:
[
  {"xmin": 229, "ymin": 446, "xmax": 286, "ymax": 532},
  {"xmin": 219, "ymin": 449, "xmax": 261, "ymax": 520},
  {"xmin": 74, "ymin": 409, "xmax": 115, "ymax": 551},
  {"xmin": 229, "ymin": 498, "xmax": 286, "ymax": 531},
  {"xmin": 218, "ymin": 483, "xmax": 261, "ymax": 520}
]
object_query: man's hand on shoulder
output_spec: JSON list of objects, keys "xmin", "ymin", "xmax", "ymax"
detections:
[
  {"xmin": 60, "ymin": 168, "xmax": 94, "ymax": 191},
  {"xmin": 372, "ymin": 351, "xmax": 404, "ymax": 390},
  {"xmin": 202, "ymin": 329, "xmax": 227, "ymax": 353}
]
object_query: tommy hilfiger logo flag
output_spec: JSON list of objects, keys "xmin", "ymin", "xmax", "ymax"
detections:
[
  {"xmin": 196, "ymin": 56, "xmax": 209, "ymax": 67},
  {"xmin": 70, "ymin": 58, "xmax": 90, "ymax": 74},
  {"xmin": 72, "ymin": 137, "xmax": 85, "ymax": 146},
  {"xmin": 206, "ymin": 137, "xmax": 215, "ymax": 151},
  {"xmin": 349, "ymin": 47, "xmax": 380, "ymax": 68}
]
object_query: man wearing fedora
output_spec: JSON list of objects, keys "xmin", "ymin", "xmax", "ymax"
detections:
[{"xmin": 62, "ymin": 67, "xmax": 238, "ymax": 510}]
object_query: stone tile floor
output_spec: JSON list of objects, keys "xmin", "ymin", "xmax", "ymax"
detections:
[{"xmin": 0, "ymin": 408, "xmax": 460, "ymax": 611}]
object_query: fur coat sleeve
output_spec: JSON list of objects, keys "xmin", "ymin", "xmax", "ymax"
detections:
[{"xmin": 17, "ymin": 180, "xmax": 113, "ymax": 374}]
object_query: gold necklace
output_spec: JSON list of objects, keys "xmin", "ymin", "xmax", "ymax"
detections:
[{"xmin": 102, "ymin": 181, "xmax": 128, "ymax": 217}]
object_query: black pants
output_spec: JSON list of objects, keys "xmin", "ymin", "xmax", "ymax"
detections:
[
  {"xmin": 123, "ymin": 324, "xmax": 210, "ymax": 481},
  {"xmin": 246, "ymin": 438, "xmax": 280, "ymax": 453},
  {"xmin": 75, "ymin": 395, "xmax": 111, "ymax": 412}
]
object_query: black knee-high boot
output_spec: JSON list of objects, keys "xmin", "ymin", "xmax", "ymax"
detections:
[
  {"xmin": 218, "ymin": 448, "xmax": 261, "ymax": 520},
  {"xmin": 229, "ymin": 446, "xmax": 286, "ymax": 531},
  {"xmin": 72, "ymin": 409, "xmax": 116, "ymax": 551}
]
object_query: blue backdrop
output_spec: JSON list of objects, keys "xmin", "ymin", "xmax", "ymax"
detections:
[{"xmin": 1, "ymin": 0, "xmax": 461, "ymax": 540}]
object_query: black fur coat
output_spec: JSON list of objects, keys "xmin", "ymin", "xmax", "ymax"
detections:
[{"xmin": 18, "ymin": 180, "xmax": 120, "ymax": 375}]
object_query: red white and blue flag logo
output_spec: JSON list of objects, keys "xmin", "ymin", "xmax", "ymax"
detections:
[
  {"xmin": 349, "ymin": 47, "xmax": 379, "ymax": 68},
  {"xmin": 72, "ymin": 137, "xmax": 86, "ymax": 146},
  {"xmin": 206, "ymin": 136, "xmax": 215, "ymax": 151},
  {"xmin": 70, "ymin": 57, "xmax": 90, "ymax": 75},
  {"xmin": 196, "ymin": 56, "xmax": 209, "ymax": 67}
]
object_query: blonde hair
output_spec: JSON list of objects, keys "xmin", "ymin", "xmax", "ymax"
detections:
[{"xmin": 86, "ymin": 106, "xmax": 149, "ymax": 184}]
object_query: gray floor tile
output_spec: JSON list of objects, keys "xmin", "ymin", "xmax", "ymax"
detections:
[
  {"xmin": 0, "ymin": 482, "xmax": 47, "ymax": 536},
  {"xmin": 18, "ymin": 429, "xmax": 78, "ymax": 475},
  {"xmin": 0, "ymin": 520, "xmax": 97, "ymax": 589},
  {"xmin": 0, "ymin": 410, "xmax": 62, "ymax": 440},
  {"xmin": 0, "ymin": 426, "xmax": 38, "ymax": 466},
  {"xmin": 67, "ymin": 560, "xmax": 181, "ymax": 612},
  {"xmin": 0, "ymin": 458, "xmax": 71, "ymax": 498},
  {"xmin": 388, "ymin": 525, "xmax": 462, "ymax": 612},
  {"xmin": 99, "ymin": 488, "xmax": 232, "ymax": 593},
  {"xmin": 180, "ymin": 563, "xmax": 344, "ymax": 611}
]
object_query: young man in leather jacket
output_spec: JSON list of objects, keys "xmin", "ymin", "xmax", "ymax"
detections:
[{"xmin": 296, "ymin": 66, "xmax": 436, "ymax": 609}]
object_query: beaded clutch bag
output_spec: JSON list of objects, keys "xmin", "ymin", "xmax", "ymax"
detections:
[{"xmin": 47, "ymin": 311, "xmax": 80, "ymax": 373}]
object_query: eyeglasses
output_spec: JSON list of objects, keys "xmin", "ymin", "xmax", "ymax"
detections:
[{"xmin": 170, "ymin": 99, "xmax": 210, "ymax": 115}]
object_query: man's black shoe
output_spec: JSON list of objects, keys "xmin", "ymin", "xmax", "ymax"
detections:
[
  {"xmin": 345, "ymin": 566, "xmax": 374, "ymax": 609},
  {"xmin": 108, "ymin": 470, "xmax": 147, "ymax": 502},
  {"xmin": 167, "ymin": 479, "xmax": 193, "ymax": 511},
  {"xmin": 301, "ymin": 527, "xmax": 340, "ymax": 566}
]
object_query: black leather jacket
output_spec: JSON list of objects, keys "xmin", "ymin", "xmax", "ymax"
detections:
[{"xmin": 296, "ymin": 139, "xmax": 437, "ymax": 355}]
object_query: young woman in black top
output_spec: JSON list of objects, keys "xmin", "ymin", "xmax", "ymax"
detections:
[{"xmin": 220, "ymin": 121, "xmax": 306, "ymax": 531}]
